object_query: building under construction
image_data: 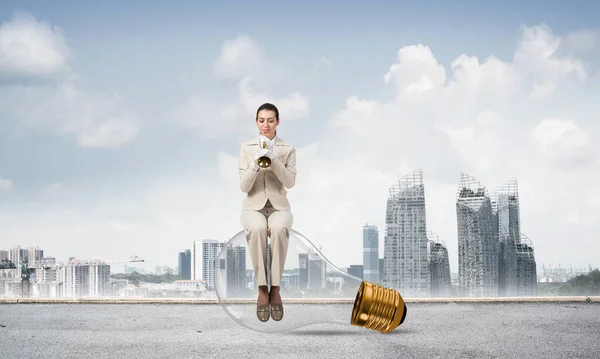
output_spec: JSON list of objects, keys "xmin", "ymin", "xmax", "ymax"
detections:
[
  {"xmin": 492, "ymin": 179, "xmax": 536, "ymax": 296},
  {"xmin": 456, "ymin": 173, "xmax": 499, "ymax": 297},
  {"xmin": 427, "ymin": 231, "xmax": 452, "ymax": 297},
  {"xmin": 514, "ymin": 233, "xmax": 537, "ymax": 296},
  {"xmin": 383, "ymin": 169, "xmax": 430, "ymax": 297},
  {"xmin": 457, "ymin": 174, "xmax": 537, "ymax": 297}
]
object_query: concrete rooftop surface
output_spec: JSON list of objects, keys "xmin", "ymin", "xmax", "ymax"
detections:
[{"xmin": 1, "ymin": 299, "xmax": 599, "ymax": 358}]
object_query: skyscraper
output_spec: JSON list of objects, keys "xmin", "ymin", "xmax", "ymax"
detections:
[
  {"xmin": 9, "ymin": 246, "xmax": 27, "ymax": 263},
  {"xmin": 226, "ymin": 245, "xmax": 247, "ymax": 296},
  {"xmin": 456, "ymin": 173, "xmax": 499, "ymax": 297},
  {"xmin": 308, "ymin": 254, "xmax": 326, "ymax": 290},
  {"xmin": 27, "ymin": 247, "xmax": 44, "ymax": 264},
  {"xmin": 491, "ymin": 179, "xmax": 537, "ymax": 296},
  {"xmin": 384, "ymin": 169, "xmax": 430, "ymax": 297},
  {"xmin": 88, "ymin": 260, "xmax": 111, "ymax": 297},
  {"xmin": 202, "ymin": 240, "xmax": 225, "ymax": 290},
  {"xmin": 362, "ymin": 224, "xmax": 379, "ymax": 283},
  {"xmin": 491, "ymin": 179, "xmax": 521, "ymax": 296},
  {"xmin": 298, "ymin": 253, "xmax": 309, "ymax": 290},
  {"xmin": 64, "ymin": 261, "xmax": 90, "ymax": 298},
  {"xmin": 192, "ymin": 239, "xmax": 224, "ymax": 288},
  {"xmin": 192, "ymin": 240, "xmax": 202, "ymax": 281},
  {"xmin": 178, "ymin": 249, "xmax": 192, "ymax": 280},
  {"xmin": 215, "ymin": 244, "xmax": 247, "ymax": 298},
  {"xmin": 427, "ymin": 231, "xmax": 452, "ymax": 297},
  {"xmin": 516, "ymin": 233, "xmax": 537, "ymax": 296},
  {"xmin": 63, "ymin": 259, "xmax": 110, "ymax": 298},
  {"xmin": 347, "ymin": 264, "xmax": 363, "ymax": 279}
]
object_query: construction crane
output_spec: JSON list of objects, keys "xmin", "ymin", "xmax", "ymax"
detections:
[
  {"xmin": 115, "ymin": 256, "xmax": 145, "ymax": 264},
  {"xmin": 0, "ymin": 256, "xmax": 144, "ymax": 297}
]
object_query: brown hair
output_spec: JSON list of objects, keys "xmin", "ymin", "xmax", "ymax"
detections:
[{"xmin": 256, "ymin": 103, "xmax": 279, "ymax": 121}]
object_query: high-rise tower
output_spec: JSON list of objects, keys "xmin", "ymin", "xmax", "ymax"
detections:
[
  {"xmin": 384, "ymin": 169, "xmax": 430, "ymax": 297},
  {"xmin": 362, "ymin": 224, "xmax": 380, "ymax": 283},
  {"xmin": 456, "ymin": 173, "xmax": 499, "ymax": 297}
]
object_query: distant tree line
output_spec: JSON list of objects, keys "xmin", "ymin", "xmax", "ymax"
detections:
[
  {"xmin": 111, "ymin": 271, "xmax": 180, "ymax": 286},
  {"xmin": 537, "ymin": 268, "xmax": 600, "ymax": 296}
]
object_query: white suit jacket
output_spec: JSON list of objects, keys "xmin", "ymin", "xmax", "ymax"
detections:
[{"xmin": 238, "ymin": 136, "xmax": 296, "ymax": 211}]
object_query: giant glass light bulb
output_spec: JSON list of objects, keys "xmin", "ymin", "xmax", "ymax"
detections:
[{"xmin": 214, "ymin": 228, "xmax": 407, "ymax": 333}]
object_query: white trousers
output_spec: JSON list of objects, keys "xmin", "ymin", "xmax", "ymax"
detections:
[{"xmin": 241, "ymin": 200, "xmax": 293, "ymax": 287}]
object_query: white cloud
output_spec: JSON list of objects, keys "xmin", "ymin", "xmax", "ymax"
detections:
[
  {"xmin": 329, "ymin": 96, "xmax": 384, "ymax": 136},
  {"xmin": 0, "ymin": 13, "xmax": 139, "ymax": 149},
  {"xmin": 313, "ymin": 57, "xmax": 332, "ymax": 73},
  {"xmin": 562, "ymin": 29, "xmax": 599, "ymax": 55},
  {"xmin": 533, "ymin": 118, "xmax": 588, "ymax": 151},
  {"xmin": 213, "ymin": 34, "xmax": 265, "ymax": 80},
  {"xmin": 75, "ymin": 117, "xmax": 139, "ymax": 149},
  {"xmin": 238, "ymin": 77, "xmax": 309, "ymax": 120},
  {"xmin": 173, "ymin": 78, "xmax": 309, "ymax": 139},
  {"xmin": 172, "ymin": 95, "xmax": 236, "ymax": 139},
  {"xmin": 0, "ymin": 13, "xmax": 71, "ymax": 80},
  {"xmin": 532, "ymin": 118, "xmax": 594, "ymax": 169},
  {"xmin": 0, "ymin": 177, "xmax": 13, "ymax": 192},
  {"xmin": 54, "ymin": 83, "xmax": 139, "ymax": 149},
  {"xmin": 384, "ymin": 44, "xmax": 446, "ymax": 97},
  {"xmin": 514, "ymin": 25, "xmax": 586, "ymax": 97},
  {"xmin": 2, "ymin": 81, "xmax": 139, "ymax": 148},
  {"xmin": 171, "ymin": 78, "xmax": 309, "ymax": 139},
  {"xmin": 175, "ymin": 34, "xmax": 309, "ymax": 139}
]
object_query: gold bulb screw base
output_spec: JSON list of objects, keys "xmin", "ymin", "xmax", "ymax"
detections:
[{"xmin": 350, "ymin": 280, "xmax": 407, "ymax": 333}]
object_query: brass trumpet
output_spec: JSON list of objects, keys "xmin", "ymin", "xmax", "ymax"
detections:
[{"xmin": 257, "ymin": 140, "xmax": 271, "ymax": 168}]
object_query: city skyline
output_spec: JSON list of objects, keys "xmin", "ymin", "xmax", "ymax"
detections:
[
  {"xmin": 1, "ymin": 167, "xmax": 598, "ymax": 274},
  {"xmin": 1, "ymin": 2, "xmax": 599, "ymax": 274},
  {"xmin": 0, "ymin": 236, "xmax": 591, "ymax": 300}
]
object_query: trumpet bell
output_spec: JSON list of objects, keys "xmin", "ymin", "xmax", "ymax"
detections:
[
  {"xmin": 257, "ymin": 140, "xmax": 272, "ymax": 168},
  {"xmin": 257, "ymin": 156, "xmax": 271, "ymax": 168}
]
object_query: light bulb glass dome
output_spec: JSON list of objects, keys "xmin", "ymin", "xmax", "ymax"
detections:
[{"xmin": 214, "ymin": 228, "xmax": 407, "ymax": 333}]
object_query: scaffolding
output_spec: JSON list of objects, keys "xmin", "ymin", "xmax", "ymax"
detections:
[
  {"xmin": 456, "ymin": 174, "xmax": 538, "ymax": 297},
  {"xmin": 456, "ymin": 173, "xmax": 499, "ymax": 297},
  {"xmin": 515, "ymin": 233, "xmax": 537, "ymax": 296},
  {"xmin": 384, "ymin": 168, "xmax": 430, "ymax": 297},
  {"xmin": 427, "ymin": 231, "xmax": 452, "ymax": 297},
  {"xmin": 491, "ymin": 179, "xmax": 521, "ymax": 244},
  {"xmin": 491, "ymin": 179, "xmax": 521, "ymax": 296}
]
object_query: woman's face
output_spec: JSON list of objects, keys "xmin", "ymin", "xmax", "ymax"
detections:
[{"xmin": 256, "ymin": 110, "xmax": 279, "ymax": 138}]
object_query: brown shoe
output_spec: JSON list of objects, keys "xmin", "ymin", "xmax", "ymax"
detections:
[
  {"xmin": 270, "ymin": 303, "xmax": 283, "ymax": 321},
  {"xmin": 257, "ymin": 304, "xmax": 270, "ymax": 322}
]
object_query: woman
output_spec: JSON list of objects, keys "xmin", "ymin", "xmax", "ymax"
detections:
[{"xmin": 238, "ymin": 102, "xmax": 296, "ymax": 322}]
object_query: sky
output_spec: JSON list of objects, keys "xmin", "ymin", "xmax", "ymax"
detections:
[{"xmin": 1, "ymin": 1, "xmax": 599, "ymax": 273}]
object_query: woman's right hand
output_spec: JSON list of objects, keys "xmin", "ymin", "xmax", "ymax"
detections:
[
  {"xmin": 255, "ymin": 147, "xmax": 272, "ymax": 160},
  {"xmin": 251, "ymin": 147, "xmax": 269, "ymax": 171}
]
